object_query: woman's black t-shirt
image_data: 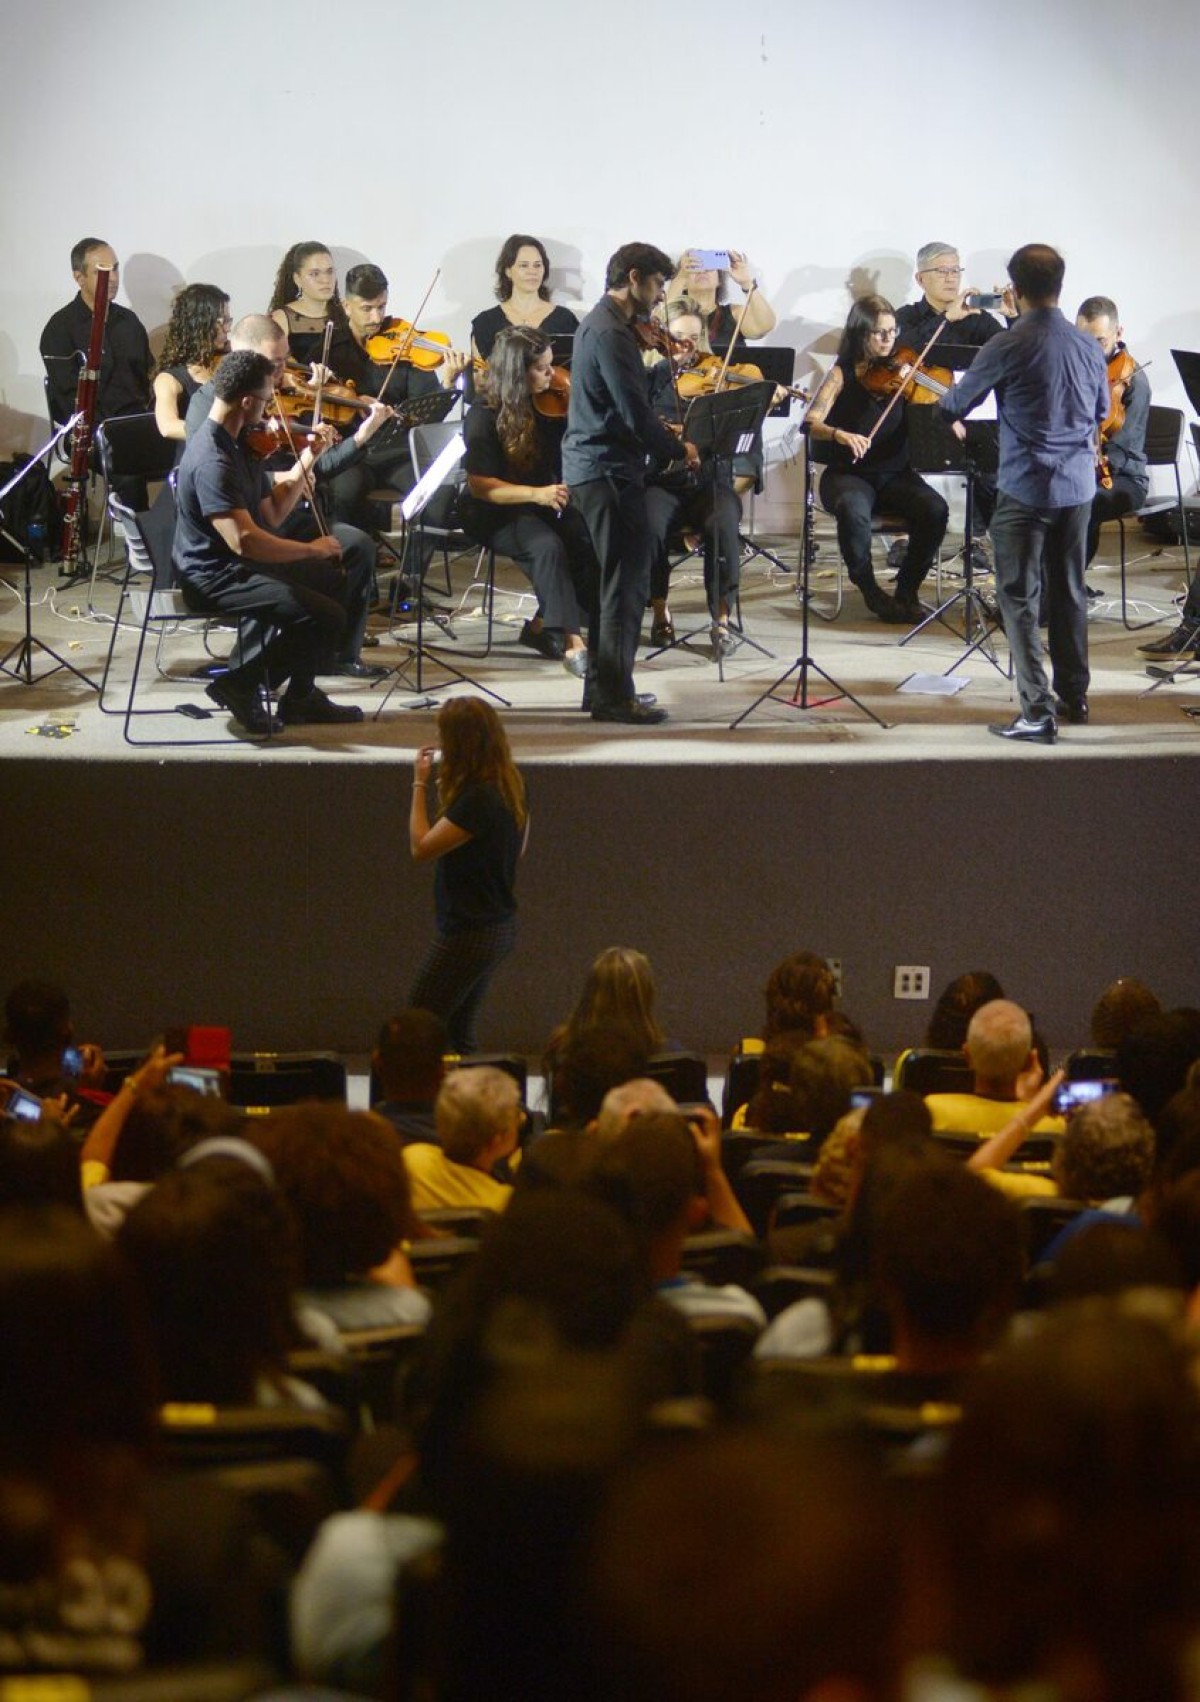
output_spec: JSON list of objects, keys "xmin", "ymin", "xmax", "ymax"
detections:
[{"xmin": 434, "ymin": 781, "xmax": 523, "ymax": 934}]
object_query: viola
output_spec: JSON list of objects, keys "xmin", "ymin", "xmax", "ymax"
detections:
[
  {"xmin": 532, "ymin": 365, "xmax": 571, "ymax": 419},
  {"xmin": 365, "ymin": 318, "xmax": 451, "ymax": 370},
  {"xmin": 860, "ymin": 347, "xmax": 953, "ymax": 405}
]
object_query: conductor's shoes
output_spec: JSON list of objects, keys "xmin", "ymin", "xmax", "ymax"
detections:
[
  {"xmin": 280, "ymin": 688, "xmax": 364, "ymax": 726},
  {"xmin": 988, "ymin": 714, "xmax": 1057, "ymax": 744},
  {"xmin": 591, "ymin": 698, "xmax": 669, "ymax": 726},
  {"xmin": 1054, "ymin": 696, "xmax": 1089, "ymax": 724}
]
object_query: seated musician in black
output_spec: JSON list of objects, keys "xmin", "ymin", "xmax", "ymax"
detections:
[
  {"xmin": 184, "ymin": 313, "xmax": 387, "ymax": 680},
  {"xmin": 458, "ymin": 325, "xmax": 593, "ymax": 677},
  {"xmin": 323, "ymin": 263, "xmax": 470, "ymax": 533},
  {"xmin": 644, "ymin": 299, "xmax": 745, "ymax": 659},
  {"xmin": 174, "ymin": 349, "xmax": 364, "ymax": 734},
  {"xmin": 39, "ymin": 237, "xmax": 152, "ymax": 506},
  {"xmin": 804, "ymin": 295, "xmax": 949, "ymax": 624},
  {"xmin": 1074, "ymin": 296, "xmax": 1150, "ymax": 569}
]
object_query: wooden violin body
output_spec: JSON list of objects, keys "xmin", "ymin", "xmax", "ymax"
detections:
[
  {"xmin": 860, "ymin": 347, "xmax": 952, "ymax": 405},
  {"xmin": 365, "ymin": 318, "xmax": 450, "ymax": 370},
  {"xmin": 532, "ymin": 366, "xmax": 571, "ymax": 419},
  {"xmin": 1097, "ymin": 347, "xmax": 1138, "ymax": 490}
]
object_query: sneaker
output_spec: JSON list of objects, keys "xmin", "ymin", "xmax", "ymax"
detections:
[
  {"xmin": 279, "ymin": 688, "xmax": 364, "ymax": 726},
  {"xmin": 1138, "ymin": 621, "xmax": 1200, "ymax": 657}
]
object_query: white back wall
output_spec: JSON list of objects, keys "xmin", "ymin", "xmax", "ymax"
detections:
[{"xmin": 3, "ymin": 0, "xmax": 1199, "ymax": 508}]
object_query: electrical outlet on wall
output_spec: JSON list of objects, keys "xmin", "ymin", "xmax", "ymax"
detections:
[
  {"xmin": 894, "ymin": 965, "xmax": 930, "ymax": 1000},
  {"xmin": 826, "ymin": 958, "xmax": 843, "ymax": 998}
]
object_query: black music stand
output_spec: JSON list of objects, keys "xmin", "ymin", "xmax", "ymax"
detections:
[
  {"xmin": 730, "ymin": 422, "xmax": 893, "ymax": 731},
  {"xmin": 0, "ymin": 417, "xmax": 101, "ymax": 692},
  {"xmin": 899, "ymin": 410, "xmax": 1009, "ymax": 678},
  {"xmin": 712, "ymin": 343, "xmax": 803, "ymax": 580},
  {"xmin": 648, "ymin": 382, "xmax": 776, "ymax": 679}
]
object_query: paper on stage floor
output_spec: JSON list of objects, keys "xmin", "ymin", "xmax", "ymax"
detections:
[{"xmin": 896, "ymin": 673, "xmax": 971, "ymax": 696}]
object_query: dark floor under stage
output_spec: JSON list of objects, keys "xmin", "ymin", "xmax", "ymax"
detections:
[{"xmin": 4, "ymin": 520, "xmax": 1199, "ymax": 1062}]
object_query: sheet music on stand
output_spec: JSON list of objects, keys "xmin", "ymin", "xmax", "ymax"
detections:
[
  {"xmin": 400, "ymin": 431, "xmax": 465, "ymax": 523},
  {"xmin": 683, "ymin": 381, "xmax": 775, "ymax": 460}
]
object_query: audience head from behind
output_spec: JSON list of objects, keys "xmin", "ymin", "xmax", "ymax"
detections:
[
  {"xmin": 924, "ymin": 969, "xmax": 1005, "ymax": 1051},
  {"xmin": 595, "ymin": 1076, "xmax": 676, "ymax": 1142},
  {"xmin": 566, "ymin": 947, "xmax": 666, "ymax": 1056},
  {"xmin": 117, "ymin": 1152, "xmax": 304, "ymax": 1407},
  {"xmin": 745, "ymin": 1033, "xmax": 872, "ymax": 1139},
  {"xmin": 1050, "ymin": 1221, "xmax": 1183, "ymax": 1305},
  {"xmin": 873, "ymin": 1160, "xmax": 1024, "ymax": 1374},
  {"xmin": 0, "ymin": 1111, "xmax": 83, "ymax": 1212},
  {"xmin": 1091, "ymin": 975, "xmax": 1162, "ymax": 1052},
  {"xmin": 4, "ymin": 978, "xmax": 72, "ymax": 1073},
  {"xmin": 963, "ymin": 998, "xmax": 1036, "ymax": 1095},
  {"xmin": 940, "ymin": 1304, "xmax": 1200, "ymax": 1702},
  {"xmin": 1054, "ymin": 1091, "xmax": 1155, "ymax": 1205},
  {"xmin": 1117, "ymin": 1008, "xmax": 1200, "ymax": 1124},
  {"xmin": 253, "ymin": 1103, "xmax": 419, "ymax": 1286},
  {"xmin": 590, "ymin": 1424, "xmax": 901, "ymax": 1702},
  {"xmin": 552, "ymin": 1029, "xmax": 652, "ymax": 1131},
  {"xmin": 761, "ymin": 950, "xmax": 838, "ymax": 1042},
  {"xmin": 106, "ymin": 1082, "xmax": 247, "ymax": 1183},
  {"xmin": 436, "ymin": 1065, "xmax": 521, "ymax": 1170},
  {"xmin": 373, "ymin": 1007, "xmax": 448, "ymax": 1107},
  {"xmin": 591, "ymin": 1112, "xmax": 705, "ymax": 1281}
]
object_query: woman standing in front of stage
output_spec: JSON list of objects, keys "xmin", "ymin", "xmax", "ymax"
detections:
[
  {"xmin": 470, "ymin": 234, "xmax": 579, "ymax": 362},
  {"xmin": 409, "ymin": 697, "xmax": 528, "ymax": 1056},
  {"xmin": 805, "ymin": 295, "xmax": 948, "ymax": 623},
  {"xmin": 459, "ymin": 325, "xmax": 593, "ymax": 675}
]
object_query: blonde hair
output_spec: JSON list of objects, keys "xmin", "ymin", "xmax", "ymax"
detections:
[
  {"xmin": 436, "ymin": 698, "xmax": 526, "ymax": 829},
  {"xmin": 567, "ymin": 947, "xmax": 665, "ymax": 1054}
]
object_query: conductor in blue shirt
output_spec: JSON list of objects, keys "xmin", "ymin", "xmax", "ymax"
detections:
[{"xmin": 938, "ymin": 244, "xmax": 1109, "ymax": 744}]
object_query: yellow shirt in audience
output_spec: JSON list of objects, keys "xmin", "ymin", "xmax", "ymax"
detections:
[
  {"xmin": 403, "ymin": 1144, "xmax": 512, "ymax": 1215},
  {"xmin": 924, "ymin": 1092, "xmax": 1064, "ymax": 1137}
]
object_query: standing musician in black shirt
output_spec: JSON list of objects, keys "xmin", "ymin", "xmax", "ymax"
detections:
[
  {"xmin": 174, "ymin": 350, "xmax": 364, "ymax": 735},
  {"xmin": 562, "ymin": 243, "xmax": 699, "ymax": 726},
  {"xmin": 40, "ymin": 237, "xmax": 153, "ymax": 506}
]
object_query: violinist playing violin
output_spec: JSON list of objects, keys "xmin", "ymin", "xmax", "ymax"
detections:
[
  {"xmin": 805, "ymin": 296, "xmax": 949, "ymax": 624},
  {"xmin": 459, "ymin": 325, "xmax": 593, "ymax": 678},
  {"xmin": 1074, "ymin": 296, "xmax": 1150, "ymax": 572}
]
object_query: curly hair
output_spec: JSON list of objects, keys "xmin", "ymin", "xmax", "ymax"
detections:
[
  {"xmin": 253, "ymin": 1104, "xmax": 418, "ymax": 1285},
  {"xmin": 267, "ymin": 240, "xmax": 347, "ymax": 327},
  {"xmin": 1057, "ymin": 1092, "xmax": 1155, "ymax": 1203},
  {"xmin": 493, "ymin": 233, "xmax": 552, "ymax": 303},
  {"xmin": 762, "ymin": 951, "xmax": 838, "ymax": 1042},
  {"xmin": 483, "ymin": 325, "xmax": 549, "ymax": 473},
  {"xmin": 158, "ymin": 282, "xmax": 230, "ymax": 371},
  {"xmin": 436, "ymin": 696, "xmax": 527, "ymax": 829}
]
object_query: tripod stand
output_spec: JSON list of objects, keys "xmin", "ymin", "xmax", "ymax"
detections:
[
  {"xmin": 730, "ymin": 423, "xmax": 893, "ymax": 731},
  {"xmin": 0, "ymin": 416, "xmax": 100, "ymax": 691},
  {"xmin": 899, "ymin": 411, "xmax": 1009, "ymax": 679}
]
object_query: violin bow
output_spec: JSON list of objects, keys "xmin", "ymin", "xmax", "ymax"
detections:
[
  {"xmin": 712, "ymin": 283, "xmax": 757, "ymax": 394},
  {"xmin": 375, "ymin": 268, "xmax": 441, "ymax": 400},
  {"xmin": 269, "ymin": 403, "xmax": 329, "ymax": 537},
  {"xmin": 864, "ymin": 318, "xmax": 949, "ymax": 445}
]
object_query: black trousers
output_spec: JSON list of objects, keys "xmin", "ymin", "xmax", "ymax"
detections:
[
  {"xmin": 464, "ymin": 505, "xmax": 595, "ymax": 634},
  {"xmin": 277, "ymin": 506, "xmax": 373, "ymax": 665},
  {"xmin": 408, "ymin": 917, "xmax": 518, "ymax": 1054},
  {"xmin": 1086, "ymin": 473, "xmax": 1146, "ymax": 568},
  {"xmin": 179, "ymin": 556, "xmax": 346, "ymax": 699},
  {"xmin": 818, "ymin": 467, "xmax": 949, "ymax": 598},
  {"xmin": 569, "ymin": 474, "xmax": 651, "ymax": 709},
  {"xmin": 992, "ymin": 490, "xmax": 1090, "ymax": 718},
  {"xmin": 645, "ymin": 465, "xmax": 743, "ymax": 616}
]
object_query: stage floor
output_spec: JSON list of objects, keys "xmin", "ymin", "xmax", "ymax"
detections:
[{"xmin": 2, "ymin": 520, "xmax": 1199, "ymax": 771}]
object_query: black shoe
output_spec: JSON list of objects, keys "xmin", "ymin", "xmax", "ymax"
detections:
[
  {"xmin": 988, "ymin": 714, "xmax": 1057, "ymax": 744},
  {"xmin": 280, "ymin": 687, "xmax": 364, "ymax": 726},
  {"xmin": 519, "ymin": 621, "xmax": 564, "ymax": 660},
  {"xmin": 591, "ymin": 698, "xmax": 669, "ymax": 725},
  {"xmin": 1054, "ymin": 696, "xmax": 1089, "ymax": 724},
  {"xmin": 894, "ymin": 596, "xmax": 926, "ymax": 623},
  {"xmin": 861, "ymin": 586, "xmax": 908, "ymax": 624},
  {"xmin": 327, "ymin": 660, "xmax": 389, "ymax": 680},
  {"xmin": 205, "ymin": 676, "xmax": 279, "ymax": 735},
  {"xmin": 649, "ymin": 618, "xmax": 676, "ymax": 647},
  {"xmin": 1138, "ymin": 621, "xmax": 1200, "ymax": 657}
]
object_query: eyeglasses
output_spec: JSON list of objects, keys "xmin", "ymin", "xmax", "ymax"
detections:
[
  {"xmin": 870, "ymin": 326, "xmax": 897, "ymax": 339},
  {"xmin": 922, "ymin": 266, "xmax": 963, "ymax": 279}
]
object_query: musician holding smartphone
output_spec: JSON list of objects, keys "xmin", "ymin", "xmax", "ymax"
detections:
[{"xmin": 665, "ymin": 248, "xmax": 777, "ymax": 345}]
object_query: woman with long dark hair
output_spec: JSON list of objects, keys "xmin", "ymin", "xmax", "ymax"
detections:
[
  {"xmin": 409, "ymin": 697, "xmax": 528, "ymax": 1053},
  {"xmin": 470, "ymin": 233, "xmax": 579, "ymax": 362},
  {"xmin": 152, "ymin": 282, "xmax": 232, "ymax": 451},
  {"xmin": 460, "ymin": 324, "xmax": 594, "ymax": 674},
  {"xmin": 268, "ymin": 240, "xmax": 347, "ymax": 364},
  {"xmin": 804, "ymin": 293, "xmax": 949, "ymax": 623}
]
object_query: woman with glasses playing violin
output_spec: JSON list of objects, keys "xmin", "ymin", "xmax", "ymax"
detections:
[
  {"xmin": 805, "ymin": 295, "xmax": 949, "ymax": 624},
  {"xmin": 459, "ymin": 325, "xmax": 594, "ymax": 678}
]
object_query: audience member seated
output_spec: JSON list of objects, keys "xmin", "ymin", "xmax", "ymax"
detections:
[
  {"xmin": 371, "ymin": 1008, "xmax": 448, "ymax": 1144},
  {"xmin": 923, "ymin": 968, "xmax": 1005, "ymax": 1050},
  {"xmin": 543, "ymin": 946, "xmax": 667, "ymax": 1109},
  {"xmin": 925, "ymin": 998, "xmax": 1064, "ymax": 1136},
  {"xmin": 0, "ymin": 1110, "xmax": 84, "ymax": 1211},
  {"xmin": 1049, "ymin": 1220, "xmax": 1183, "ymax": 1306},
  {"xmin": 741, "ymin": 1034, "xmax": 873, "ymax": 1159},
  {"xmin": 1090, "ymin": 974, "xmax": 1162, "ymax": 1051},
  {"xmin": 1116, "ymin": 1007, "xmax": 1200, "ymax": 1123},
  {"xmin": 594, "ymin": 1075, "xmax": 675, "ymax": 1139},
  {"xmin": 589, "ymin": 1424, "xmax": 900, "ymax": 1702},
  {"xmin": 593, "ymin": 1112, "xmax": 765, "ymax": 1329},
  {"xmin": 403, "ymin": 1065, "xmax": 519, "ymax": 1214},
  {"xmin": 938, "ymin": 1304, "xmax": 1200, "ymax": 1702},
  {"xmin": 0, "ymin": 1203, "xmax": 282, "ymax": 1673},
  {"xmin": 546, "ymin": 1029, "xmax": 652, "ymax": 1132},
  {"xmin": 595, "ymin": 1080, "xmax": 753, "ymax": 1238},
  {"xmin": 118, "ymin": 1147, "xmax": 325, "ymax": 1407},
  {"xmin": 759, "ymin": 949, "xmax": 839, "ymax": 1045},
  {"xmin": 254, "ymin": 1105, "xmax": 431, "ymax": 1333},
  {"xmin": 3, "ymin": 978, "xmax": 110, "ymax": 1129}
]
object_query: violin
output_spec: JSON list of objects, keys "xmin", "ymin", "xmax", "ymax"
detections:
[
  {"xmin": 278, "ymin": 373, "xmax": 369, "ymax": 427},
  {"xmin": 532, "ymin": 366, "xmax": 571, "ymax": 419},
  {"xmin": 673, "ymin": 353, "xmax": 811, "ymax": 405},
  {"xmin": 241, "ymin": 415, "xmax": 323, "ymax": 460},
  {"xmin": 633, "ymin": 319, "xmax": 697, "ymax": 360},
  {"xmin": 860, "ymin": 346, "xmax": 953, "ymax": 405},
  {"xmin": 1097, "ymin": 346, "xmax": 1139, "ymax": 490},
  {"xmin": 365, "ymin": 318, "xmax": 451, "ymax": 370}
]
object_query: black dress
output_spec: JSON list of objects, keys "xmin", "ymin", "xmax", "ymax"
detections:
[{"xmin": 470, "ymin": 303, "xmax": 579, "ymax": 362}]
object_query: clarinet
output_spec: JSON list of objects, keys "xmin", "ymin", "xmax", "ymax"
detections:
[{"xmin": 59, "ymin": 264, "xmax": 112, "ymax": 574}]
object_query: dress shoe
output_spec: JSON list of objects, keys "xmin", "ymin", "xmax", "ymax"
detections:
[
  {"xmin": 279, "ymin": 687, "xmax": 364, "ymax": 726},
  {"xmin": 894, "ymin": 596, "xmax": 926, "ymax": 623},
  {"xmin": 518, "ymin": 621, "xmax": 564, "ymax": 660},
  {"xmin": 861, "ymin": 585, "xmax": 908, "ymax": 624},
  {"xmin": 1138, "ymin": 620, "xmax": 1200, "ymax": 657},
  {"xmin": 988, "ymin": 714, "xmax": 1058, "ymax": 745},
  {"xmin": 591, "ymin": 698, "xmax": 669, "ymax": 725},
  {"xmin": 205, "ymin": 676, "xmax": 279, "ymax": 735},
  {"xmin": 1054, "ymin": 696, "xmax": 1089, "ymax": 724},
  {"xmin": 649, "ymin": 617, "xmax": 676, "ymax": 647},
  {"xmin": 580, "ymin": 689, "xmax": 656, "ymax": 712},
  {"xmin": 327, "ymin": 660, "xmax": 389, "ymax": 680}
]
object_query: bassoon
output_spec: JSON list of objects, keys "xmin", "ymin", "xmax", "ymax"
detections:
[{"xmin": 59, "ymin": 264, "xmax": 111, "ymax": 573}]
